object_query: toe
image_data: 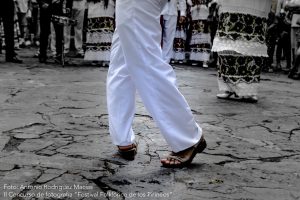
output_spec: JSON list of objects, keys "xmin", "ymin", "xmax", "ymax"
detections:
[
  {"xmin": 161, "ymin": 156, "xmax": 182, "ymax": 167},
  {"xmin": 175, "ymin": 160, "xmax": 181, "ymax": 165},
  {"xmin": 161, "ymin": 159, "xmax": 170, "ymax": 165},
  {"xmin": 170, "ymin": 159, "xmax": 176, "ymax": 165}
]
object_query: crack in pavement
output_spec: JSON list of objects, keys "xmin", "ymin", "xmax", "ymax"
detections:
[
  {"xmin": 58, "ymin": 106, "xmax": 94, "ymax": 110},
  {"xmin": 289, "ymin": 127, "xmax": 300, "ymax": 140},
  {"xmin": 135, "ymin": 113, "xmax": 153, "ymax": 119},
  {"xmin": 205, "ymin": 152, "xmax": 299, "ymax": 165},
  {"xmin": 3, "ymin": 123, "xmax": 47, "ymax": 134},
  {"xmin": 36, "ymin": 112, "xmax": 56, "ymax": 126}
]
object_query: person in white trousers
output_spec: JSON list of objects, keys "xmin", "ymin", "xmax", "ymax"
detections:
[
  {"xmin": 161, "ymin": 0, "xmax": 186, "ymax": 63},
  {"xmin": 107, "ymin": 0, "xmax": 206, "ymax": 168}
]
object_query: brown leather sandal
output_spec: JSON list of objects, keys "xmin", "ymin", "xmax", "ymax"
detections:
[
  {"xmin": 115, "ymin": 143, "xmax": 138, "ymax": 161},
  {"xmin": 161, "ymin": 136, "xmax": 207, "ymax": 168}
]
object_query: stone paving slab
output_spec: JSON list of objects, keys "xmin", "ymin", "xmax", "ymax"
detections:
[{"xmin": 0, "ymin": 50, "xmax": 300, "ymax": 200}]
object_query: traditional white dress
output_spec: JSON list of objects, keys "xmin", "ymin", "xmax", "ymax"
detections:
[
  {"xmin": 187, "ymin": 0, "xmax": 212, "ymax": 63},
  {"xmin": 172, "ymin": 16, "xmax": 187, "ymax": 62},
  {"xmin": 161, "ymin": 0, "xmax": 186, "ymax": 63},
  {"xmin": 84, "ymin": 0, "xmax": 115, "ymax": 61},
  {"xmin": 212, "ymin": 0, "xmax": 271, "ymax": 97}
]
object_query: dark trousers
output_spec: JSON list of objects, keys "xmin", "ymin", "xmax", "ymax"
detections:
[
  {"xmin": 0, "ymin": 0, "xmax": 15, "ymax": 59},
  {"xmin": 52, "ymin": 3, "xmax": 63, "ymax": 57},
  {"xmin": 267, "ymin": 38, "xmax": 276, "ymax": 68},
  {"xmin": 276, "ymin": 32, "xmax": 291, "ymax": 69},
  {"xmin": 39, "ymin": 5, "xmax": 51, "ymax": 58},
  {"xmin": 28, "ymin": 3, "xmax": 40, "ymax": 42},
  {"xmin": 39, "ymin": 3, "xmax": 63, "ymax": 59},
  {"xmin": 290, "ymin": 47, "xmax": 300, "ymax": 75}
]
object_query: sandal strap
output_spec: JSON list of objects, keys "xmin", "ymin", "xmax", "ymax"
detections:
[
  {"xmin": 116, "ymin": 143, "xmax": 138, "ymax": 161},
  {"xmin": 118, "ymin": 143, "xmax": 137, "ymax": 153},
  {"xmin": 167, "ymin": 155, "xmax": 186, "ymax": 163}
]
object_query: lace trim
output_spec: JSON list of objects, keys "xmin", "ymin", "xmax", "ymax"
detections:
[
  {"xmin": 190, "ymin": 43, "xmax": 211, "ymax": 50},
  {"xmin": 86, "ymin": 32, "xmax": 113, "ymax": 43},
  {"xmin": 218, "ymin": 80, "xmax": 259, "ymax": 97},
  {"xmin": 190, "ymin": 51, "xmax": 210, "ymax": 61},
  {"xmin": 84, "ymin": 50, "xmax": 111, "ymax": 61},
  {"xmin": 175, "ymin": 30, "xmax": 186, "ymax": 40},
  {"xmin": 212, "ymin": 37, "xmax": 268, "ymax": 57},
  {"xmin": 87, "ymin": 2, "xmax": 115, "ymax": 18},
  {"xmin": 173, "ymin": 51, "xmax": 185, "ymax": 61},
  {"xmin": 190, "ymin": 33, "xmax": 211, "ymax": 45},
  {"xmin": 190, "ymin": 5, "xmax": 210, "ymax": 20},
  {"xmin": 85, "ymin": 43, "xmax": 112, "ymax": 50},
  {"xmin": 190, "ymin": 41, "xmax": 211, "ymax": 62}
]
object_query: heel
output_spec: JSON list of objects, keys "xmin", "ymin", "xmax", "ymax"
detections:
[{"xmin": 197, "ymin": 137, "xmax": 207, "ymax": 153}]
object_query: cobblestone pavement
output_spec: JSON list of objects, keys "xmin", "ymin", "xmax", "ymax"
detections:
[{"xmin": 0, "ymin": 50, "xmax": 300, "ymax": 200}]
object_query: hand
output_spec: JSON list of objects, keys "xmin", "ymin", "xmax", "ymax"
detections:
[
  {"xmin": 179, "ymin": 16, "xmax": 186, "ymax": 23},
  {"xmin": 26, "ymin": 10, "xmax": 32, "ymax": 18},
  {"xmin": 41, "ymin": 3, "xmax": 49, "ymax": 9}
]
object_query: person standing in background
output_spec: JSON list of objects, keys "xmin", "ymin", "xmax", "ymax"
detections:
[
  {"xmin": 37, "ymin": 0, "xmax": 73, "ymax": 63},
  {"xmin": 64, "ymin": 0, "xmax": 86, "ymax": 57},
  {"xmin": 28, "ymin": 0, "xmax": 40, "ymax": 47},
  {"xmin": 285, "ymin": 0, "xmax": 300, "ymax": 79},
  {"xmin": 16, "ymin": 0, "xmax": 30, "ymax": 47},
  {"xmin": 212, "ymin": 0, "xmax": 271, "ymax": 102},
  {"xmin": 276, "ymin": 0, "xmax": 289, "ymax": 14},
  {"xmin": 265, "ymin": 11, "xmax": 277, "ymax": 72},
  {"xmin": 0, "ymin": 0, "xmax": 23, "ymax": 63},
  {"xmin": 187, "ymin": 0, "xmax": 212, "ymax": 67},
  {"xmin": 274, "ymin": 10, "xmax": 291, "ymax": 71},
  {"xmin": 84, "ymin": 0, "xmax": 115, "ymax": 66},
  {"xmin": 161, "ymin": 0, "xmax": 187, "ymax": 64}
]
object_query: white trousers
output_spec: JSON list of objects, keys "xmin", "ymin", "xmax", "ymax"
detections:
[
  {"xmin": 162, "ymin": 15, "xmax": 177, "ymax": 63},
  {"xmin": 107, "ymin": 0, "xmax": 202, "ymax": 153}
]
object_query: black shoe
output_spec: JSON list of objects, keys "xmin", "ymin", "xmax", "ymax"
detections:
[
  {"xmin": 39, "ymin": 56, "xmax": 47, "ymax": 63},
  {"xmin": 6, "ymin": 56, "xmax": 23, "ymax": 63}
]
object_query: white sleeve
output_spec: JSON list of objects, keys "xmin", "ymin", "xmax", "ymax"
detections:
[
  {"xmin": 187, "ymin": 0, "xmax": 193, "ymax": 6},
  {"xmin": 178, "ymin": 0, "xmax": 187, "ymax": 16}
]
